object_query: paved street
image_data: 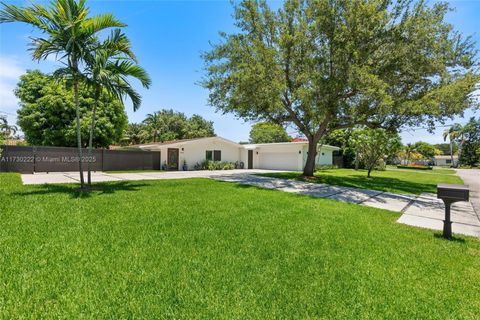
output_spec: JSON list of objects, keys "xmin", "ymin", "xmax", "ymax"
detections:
[
  {"xmin": 21, "ymin": 169, "xmax": 480, "ymax": 237},
  {"xmin": 455, "ymin": 169, "xmax": 480, "ymax": 216}
]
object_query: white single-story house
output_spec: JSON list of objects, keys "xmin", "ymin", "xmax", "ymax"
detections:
[
  {"xmin": 137, "ymin": 136, "xmax": 340, "ymax": 171},
  {"xmin": 433, "ymin": 155, "xmax": 459, "ymax": 167}
]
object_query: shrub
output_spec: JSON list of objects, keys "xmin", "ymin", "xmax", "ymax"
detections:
[
  {"xmin": 396, "ymin": 165, "xmax": 433, "ymax": 170},
  {"xmin": 193, "ymin": 160, "xmax": 235, "ymax": 171}
]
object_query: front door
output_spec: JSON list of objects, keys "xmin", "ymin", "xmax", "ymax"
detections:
[
  {"xmin": 167, "ymin": 148, "xmax": 179, "ymax": 170},
  {"xmin": 248, "ymin": 150, "xmax": 253, "ymax": 169}
]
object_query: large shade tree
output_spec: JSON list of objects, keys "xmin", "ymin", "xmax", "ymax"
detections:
[
  {"xmin": 202, "ymin": 0, "xmax": 478, "ymax": 176},
  {"xmin": 0, "ymin": 0, "xmax": 126, "ymax": 188},
  {"xmin": 15, "ymin": 70, "xmax": 128, "ymax": 148}
]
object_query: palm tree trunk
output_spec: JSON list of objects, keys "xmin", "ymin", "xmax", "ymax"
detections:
[
  {"xmin": 73, "ymin": 76, "xmax": 85, "ymax": 189},
  {"xmin": 87, "ymin": 87, "xmax": 100, "ymax": 187},
  {"xmin": 450, "ymin": 139, "xmax": 454, "ymax": 167}
]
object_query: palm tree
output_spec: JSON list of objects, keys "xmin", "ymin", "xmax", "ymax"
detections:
[
  {"xmin": 143, "ymin": 112, "xmax": 165, "ymax": 143},
  {"xmin": 404, "ymin": 143, "xmax": 417, "ymax": 164},
  {"xmin": 443, "ymin": 123, "xmax": 464, "ymax": 167},
  {"xmin": 0, "ymin": 115, "xmax": 18, "ymax": 140},
  {"xmin": 0, "ymin": 0, "xmax": 125, "ymax": 189},
  {"xmin": 84, "ymin": 30, "xmax": 151, "ymax": 186}
]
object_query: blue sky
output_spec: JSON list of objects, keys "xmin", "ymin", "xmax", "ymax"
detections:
[{"xmin": 0, "ymin": 0, "xmax": 478, "ymax": 144}]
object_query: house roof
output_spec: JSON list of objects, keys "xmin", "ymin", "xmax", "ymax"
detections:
[
  {"xmin": 137, "ymin": 136, "xmax": 241, "ymax": 149},
  {"xmin": 242, "ymin": 141, "xmax": 340, "ymax": 150},
  {"xmin": 135, "ymin": 136, "xmax": 340, "ymax": 150}
]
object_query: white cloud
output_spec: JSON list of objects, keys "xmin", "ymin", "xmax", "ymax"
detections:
[
  {"xmin": 0, "ymin": 56, "xmax": 24, "ymax": 79},
  {"xmin": 0, "ymin": 55, "xmax": 27, "ymax": 126}
]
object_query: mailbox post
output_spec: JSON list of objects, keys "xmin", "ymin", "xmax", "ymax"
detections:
[{"xmin": 437, "ymin": 184, "xmax": 469, "ymax": 239}]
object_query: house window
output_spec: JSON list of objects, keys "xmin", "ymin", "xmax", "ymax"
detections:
[
  {"xmin": 206, "ymin": 150, "xmax": 213, "ymax": 161},
  {"xmin": 446, "ymin": 159, "xmax": 452, "ymax": 164},
  {"xmin": 206, "ymin": 150, "xmax": 221, "ymax": 161},
  {"xmin": 214, "ymin": 150, "xmax": 221, "ymax": 161}
]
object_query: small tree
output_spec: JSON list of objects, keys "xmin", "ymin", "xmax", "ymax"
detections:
[
  {"xmin": 249, "ymin": 122, "xmax": 291, "ymax": 143},
  {"xmin": 414, "ymin": 142, "xmax": 441, "ymax": 160},
  {"xmin": 459, "ymin": 118, "xmax": 480, "ymax": 166},
  {"xmin": 15, "ymin": 70, "xmax": 128, "ymax": 148},
  {"xmin": 351, "ymin": 128, "xmax": 401, "ymax": 177}
]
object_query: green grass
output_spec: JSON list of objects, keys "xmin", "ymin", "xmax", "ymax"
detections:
[
  {"xmin": 1, "ymin": 173, "xmax": 479, "ymax": 318},
  {"xmin": 258, "ymin": 168, "xmax": 463, "ymax": 195}
]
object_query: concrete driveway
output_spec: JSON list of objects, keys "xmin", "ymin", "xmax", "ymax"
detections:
[{"xmin": 20, "ymin": 169, "xmax": 283, "ymax": 185}]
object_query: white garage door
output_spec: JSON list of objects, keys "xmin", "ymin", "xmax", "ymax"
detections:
[{"xmin": 258, "ymin": 152, "xmax": 299, "ymax": 170}]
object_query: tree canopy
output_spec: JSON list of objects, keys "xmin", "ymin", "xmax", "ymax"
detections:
[
  {"xmin": 202, "ymin": 0, "xmax": 479, "ymax": 176},
  {"xmin": 15, "ymin": 70, "xmax": 128, "ymax": 148},
  {"xmin": 249, "ymin": 122, "xmax": 291, "ymax": 143},
  {"xmin": 413, "ymin": 142, "xmax": 442, "ymax": 159},
  {"xmin": 459, "ymin": 118, "xmax": 480, "ymax": 166},
  {"xmin": 350, "ymin": 128, "xmax": 401, "ymax": 176},
  {"xmin": 142, "ymin": 109, "xmax": 215, "ymax": 143}
]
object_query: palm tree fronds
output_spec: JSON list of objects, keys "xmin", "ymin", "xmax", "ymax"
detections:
[{"xmin": 84, "ymin": 13, "xmax": 126, "ymax": 35}]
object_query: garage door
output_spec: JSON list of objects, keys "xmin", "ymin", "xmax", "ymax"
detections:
[{"xmin": 258, "ymin": 152, "xmax": 299, "ymax": 170}]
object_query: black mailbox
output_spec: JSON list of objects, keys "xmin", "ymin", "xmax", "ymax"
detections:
[
  {"xmin": 437, "ymin": 184, "xmax": 469, "ymax": 202},
  {"xmin": 437, "ymin": 184, "xmax": 470, "ymax": 239}
]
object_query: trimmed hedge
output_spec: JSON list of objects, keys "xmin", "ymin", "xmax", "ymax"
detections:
[{"xmin": 396, "ymin": 165, "xmax": 433, "ymax": 170}]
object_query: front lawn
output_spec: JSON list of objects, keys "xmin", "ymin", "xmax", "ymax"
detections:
[
  {"xmin": 1, "ymin": 173, "xmax": 479, "ymax": 318},
  {"xmin": 258, "ymin": 168, "xmax": 463, "ymax": 195}
]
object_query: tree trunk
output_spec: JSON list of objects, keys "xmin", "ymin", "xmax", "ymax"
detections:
[
  {"xmin": 457, "ymin": 140, "xmax": 464, "ymax": 167},
  {"xmin": 355, "ymin": 150, "xmax": 359, "ymax": 170},
  {"xmin": 87, "ymin": 88, "xmax": 100, "ymax": 187},
  {"xmin": 73, "ymin": 77, "xmax": 85, "ymax": 189},
  {"xmin": 449, "ymin": 140, "xmax": 454, "ymax": 167},
  {"xmin": 303, "ymin": 138, "xmax": 318, "ymax": 177},
  {"xmin": 367, "ymin": 166, "xmax": 373, "ymax": 177}
]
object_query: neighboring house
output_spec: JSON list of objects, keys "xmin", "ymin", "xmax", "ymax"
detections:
[
  {"xmin": 137, "ymin": 136, "xmax": 340, "ymax": 171},
  {"xmin": 433, "ymin": 155, "xmax": 459, "ymax": 167}
]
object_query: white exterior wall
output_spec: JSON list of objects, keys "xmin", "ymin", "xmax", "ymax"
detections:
[
  {"xmin": 302, "ymin": 146, "xmax": 335, "ymax": 167},
  {"xmin": 140, "ymin": 137, "xmax": 338, "ymax": 171},
  {"xmin": 434, "ymin": 157, "xmax": 458, "ymax": 167},
  {"xmin": 161, "ymin": 139, "xmax": 242, "ymax": 169}
]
